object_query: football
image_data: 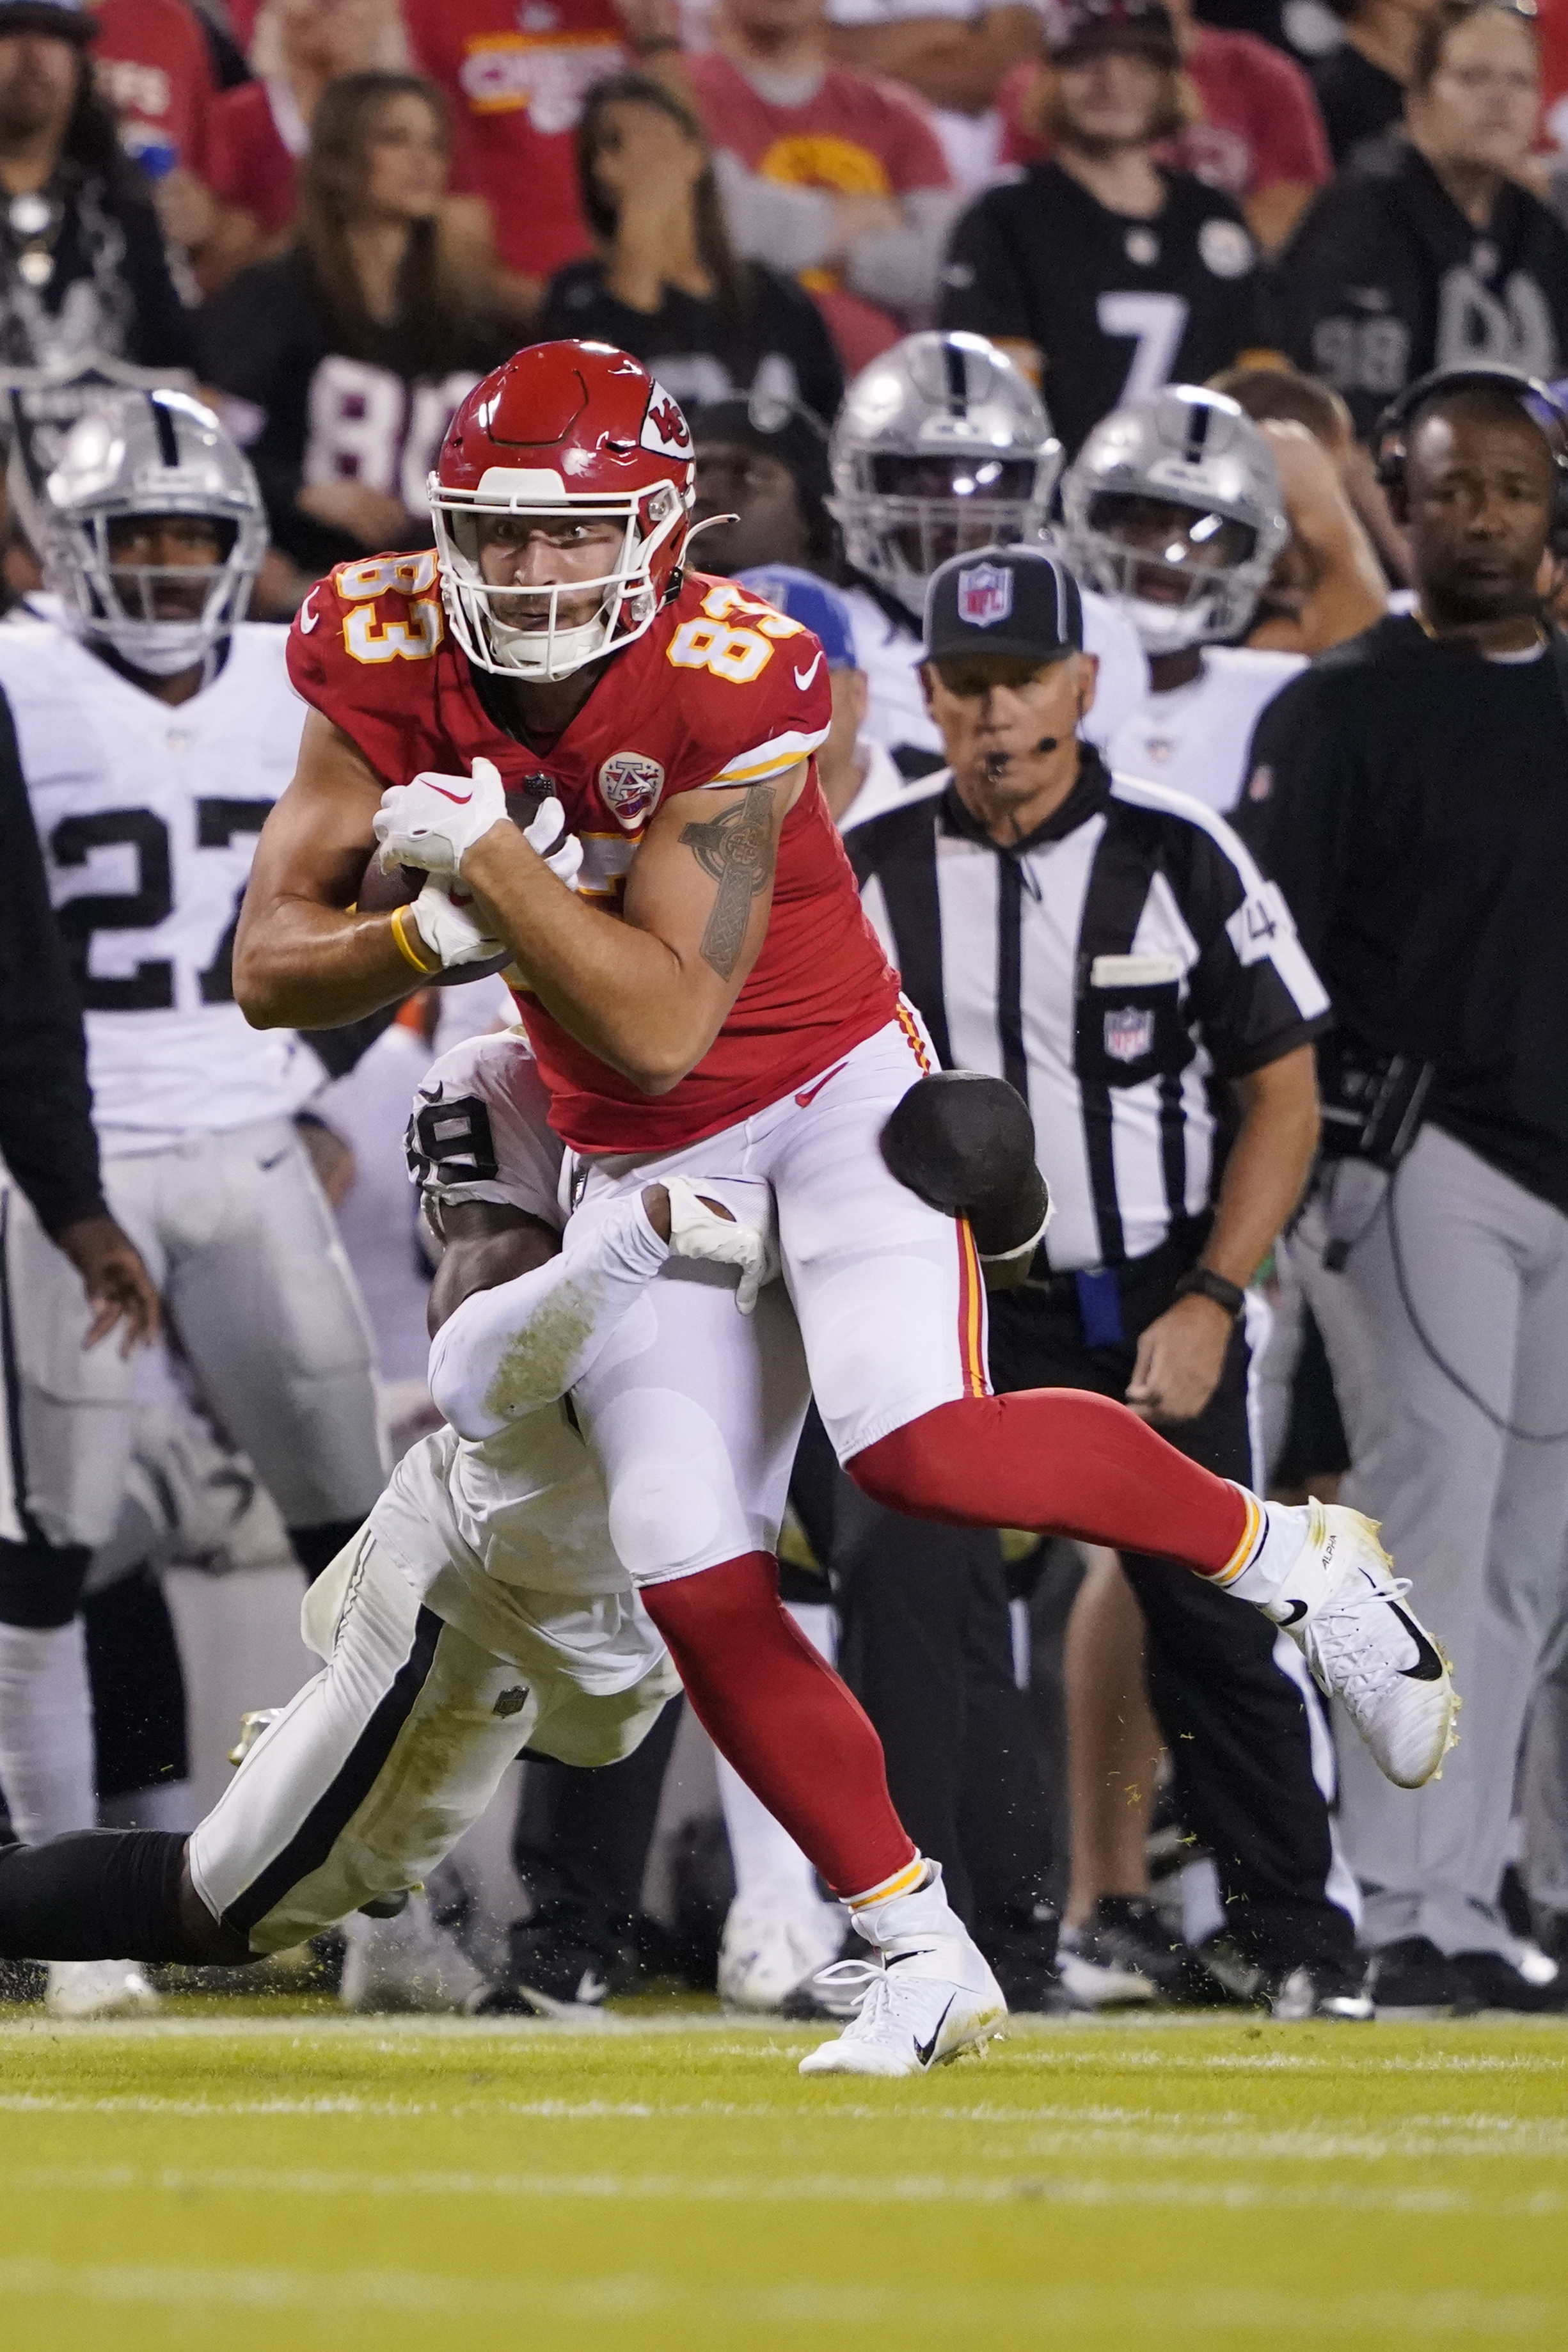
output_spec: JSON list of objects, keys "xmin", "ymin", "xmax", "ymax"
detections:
[{"xmin": 358, "ymin": 778, "xmax": 554, "ymax": 983}]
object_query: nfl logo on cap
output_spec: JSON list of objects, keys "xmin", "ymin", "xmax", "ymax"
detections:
[{"xmin": 957, "ymin": 562, "xmax": 1013, "ymax": 628}]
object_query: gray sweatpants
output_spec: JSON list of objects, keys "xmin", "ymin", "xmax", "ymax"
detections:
[{"xmin": 1285, "ymin": 1124, "xmax": 1568, "ymax": 1956}]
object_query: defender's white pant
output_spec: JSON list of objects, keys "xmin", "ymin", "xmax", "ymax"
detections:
[
  {"xmin": 568, "ymin": 1013, "xmax": 986, "ymax": 1589},
  {"xmin": 0, "ymin": 1117, "xmax": 386, "ymax": 1553},
  {"xmin": 189, "ymin": 1532, "xmax": 677, "ymax": 1955}
]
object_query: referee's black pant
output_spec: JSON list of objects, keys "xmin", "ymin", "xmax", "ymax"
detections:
[{"xmin": 988, "ymin": 1259, "xmax": 1356, "ymax": 1975}]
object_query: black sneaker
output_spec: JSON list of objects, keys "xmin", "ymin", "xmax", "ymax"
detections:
[
  {"xmin": 1367, "ymin": 1936, "xmax": 1462, "ymax": 2017},
  {"xmin": 474, "ymin": 1901, "xmax": 639, "ymax": 2019},
  {"xmin": 978, "ymin": 1902, "xmax": 1069, "ymax": 2014},
  {"xmin": 1450, "ymin": 1948, "xmax": 1568, "ymax": 2014},
  {"xmin": 1059, "ymin": 1896, "xmax": 1220, "ymax": 2008},
  {"xmin": 1269, "ymin": 1955, "xmax": 1374, "ymax": 2022},
  {"xmin": 780, "ymin": 1927, "xmax": 866, "ymax": 2021}
]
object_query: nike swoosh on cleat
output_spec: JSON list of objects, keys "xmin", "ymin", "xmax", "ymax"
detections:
[
  {"xmin": 795, "ymin": 1061, "xmax": 848, "ymax": 1108},
  {"xmin": 915, "ymin": 1996, "xmax": 955, "ymax": 2068},
  {"xmin": 794, "ymin": 653, "xmax": 823, "ymax": 690},
  {"xmin": 1276, "ymin": 1598, "xmax": 1308, "ymax": 1626},
  {"xmin": 1388, "ymin": 1603, "xmax": 1446, "ymax": 1683}
]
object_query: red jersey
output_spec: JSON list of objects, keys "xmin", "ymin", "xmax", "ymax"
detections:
[
  {"xmin": 686, "ymin": 52, "xmax": 951, "ymax": 374},
  {"xmin": 999, "ymin": 29, "xmax": 1330, "ymax": 203},
  {"xmin": 204, "ymin": 80, "xmax": 299, "ymax": 239},
  {"xmin": 403, "ymin": 0, "xmax": 626, "ymax": 281},
  {"xmin": 287, "ymin": 555, "xmax": 899, "ymax": 1152},
  {"xmin": 93, "ymin": 0, "xmax": 216, "ymax": 176}
]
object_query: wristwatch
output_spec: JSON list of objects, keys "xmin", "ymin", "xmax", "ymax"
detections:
[{"xmin": 1173, "ymin": 1267, "xmax": 1246, "ymax": 1319}]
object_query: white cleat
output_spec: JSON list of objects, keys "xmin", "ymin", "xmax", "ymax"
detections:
[
  {"xmin": 45, "ymin": 1959, "xmax": 160, "ymax": 2019},
  {"xmin": 1266, "ymin": 1504, "xmax": 1459, "ymax": 1788},
  {"xmin": 718, "ymin": 1877, "xmax": 846, "ymax": 2013},
  {"xmin": 338, "ymin": 1893, "xmax": 486, "ymax": 2014},
  {"xmin": 798, "ymin": 1937, "xmax": 1006, "ymax": 2076}
]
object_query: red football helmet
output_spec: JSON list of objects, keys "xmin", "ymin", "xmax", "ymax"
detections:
[{"xmin": 429, "ymin": 340, "xmax": 695, "ymax": 681}]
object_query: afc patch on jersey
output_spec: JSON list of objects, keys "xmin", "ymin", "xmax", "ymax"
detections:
[
  {"xmin": 598, "ymin": 751, "xmax": 666, "ymax": 830},
  {"xmin": 640, "ymin": 383, "xmax": 692, "ymax": 458}
]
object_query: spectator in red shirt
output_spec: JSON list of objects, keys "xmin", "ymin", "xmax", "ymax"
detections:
[
  {"xmin": 1000, "ymin": 0, "xmax": 1331, "ymax": 250},
  {"xmin": 201, "ymin": 0, "xmax": 405, "ymax": 274},
  {"xmin": 402, "ymin": 0, "xmax": 684, "ymax": 308},
  {"xmin": 535, "ymin": 71, "xmax": 844, "ymax": 417},
  {"xmin": 688, "ymin": 0, "xmax": 959, "ymax": 372}
]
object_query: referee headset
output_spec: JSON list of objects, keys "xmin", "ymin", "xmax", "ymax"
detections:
[
  {"xmin": 1363, "ymin": 362, "xmax": 1568, "ymax": 1445},
  {"xmin": 1373, "ymin": 362, "xmax": 1568, "ymax": 553}
]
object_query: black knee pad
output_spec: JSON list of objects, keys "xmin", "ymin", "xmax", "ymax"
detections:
[
  {"xmin": 880, "ymin": 1073, "xmax": 1050, "ymax": 1260},
  {"xmin": 0, "ymin": 1539, "xmax": 91, "ymax": 1628}
]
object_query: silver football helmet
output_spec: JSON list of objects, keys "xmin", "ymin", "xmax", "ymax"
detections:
[
  {"xmin": 1060, "ymin": 386, "xmax": 1288, "ymax": 656},
  {"xmin": 829, "ymin": 331, "xmax": 1063, "ymax": 620},
  {"xmin": 38, "ymin": 388, "xmax": 267, "ymax": 676}
]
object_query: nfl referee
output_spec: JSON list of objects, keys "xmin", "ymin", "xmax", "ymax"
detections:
[{"xmin": 848, "ymin": 546, "xmax": 1363, "ymax": 2016}]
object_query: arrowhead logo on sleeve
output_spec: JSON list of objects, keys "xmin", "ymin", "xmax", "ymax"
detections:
[{"xmin": 957, "ymin": 562, "xmax": 1012, "ymax": 628}]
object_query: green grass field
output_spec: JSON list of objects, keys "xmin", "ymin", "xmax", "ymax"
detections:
[{"xmin": 2, "ymin": 2000, "xmax": 1565, "ymax": 2352}]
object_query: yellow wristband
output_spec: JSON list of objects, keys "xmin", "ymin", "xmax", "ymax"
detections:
[{"xmin": 390, "ymin": 901, "xmax": 441, "ymax": 976}]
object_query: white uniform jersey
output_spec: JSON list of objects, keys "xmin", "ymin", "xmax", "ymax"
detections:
[
  {"xmin": 0, "ymin": 620, "xmax": 317, "ymax": 1153},
  {"xmin": 368, "ymin": 1031, "xmax": 658, "ymax": 1696},
  {"xmin": 845, "ymin": 571, "xmax": 1150, "ymax": 775},
  {"xmin": 1106, "ymin": 646, "xmax": 1306, "ymax": 816}
]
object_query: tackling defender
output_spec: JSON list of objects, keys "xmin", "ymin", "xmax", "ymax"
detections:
[
  {"xmin": 232, "ymin": 340, "xmax": 1456, "ymax": 2074},
  {"xmin": 0, "ymin": 1035, "xmax": 871, "ymax": 2010}
]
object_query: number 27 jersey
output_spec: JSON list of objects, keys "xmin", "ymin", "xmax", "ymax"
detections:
[{"xmin": 289, "ymin": 556, "xmax": 899, "ymax": 1152}]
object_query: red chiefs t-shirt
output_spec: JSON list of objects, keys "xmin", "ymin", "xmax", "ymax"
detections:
[
  {"xmin": 687, "ymin": 52, "xmax": 951, "ymax": 373},
  {"xmin": 93, "ymin": 0, "xmax": 216, "ymax": 175},
  {"xmin": 288, "ymin": 556, "xmax": 899, "ymax": 1151},
  {"xmin": 203, "ymin": 80, "xmax": 299, "ymax": 237},
  {"xmin": 999, "ymin": 29, "xmax": 1330, "ymax": 202},
  {"xmin": 403, "ymin": 0, "xmax": 626, "ymax": 281}
]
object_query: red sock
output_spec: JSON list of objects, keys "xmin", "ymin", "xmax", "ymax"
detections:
[
  {"xmin": 638, "ymin": 1553, "xmax": 917, "ymax": 1899},
  {"xmin": 849, "ymin": 1392, "xmax": 1251, "ymax": 1577}
]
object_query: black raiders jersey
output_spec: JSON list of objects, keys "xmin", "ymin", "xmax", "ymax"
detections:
[
  {"xmin": 1275, "ymin": 139, "xmax": 1568, "ymax": 438},
  {"xmin": 937, "ymin": 164, "xmax": 1269, "ymax": 454}
]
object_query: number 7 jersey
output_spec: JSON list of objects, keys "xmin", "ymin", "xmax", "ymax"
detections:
[
  {"xmin": 0, "ymin": 616, "xmax": 319, "ymax": 1152},
  {"xmin": 290, "ymin": 556, "xmax": 900, "ymax": 1152}
]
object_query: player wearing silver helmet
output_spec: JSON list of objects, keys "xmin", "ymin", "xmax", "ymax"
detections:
[
  {"xmin": 1061, "ymin": 385, "xmax": 1304, "ymax": 814},
  {"xmin": 0, "ymin": 390, "xmax": 387, "ymax": 2017},
  {"xmin": 828, "ymin": 330, "xmax": 1148, "ymax": 820}
]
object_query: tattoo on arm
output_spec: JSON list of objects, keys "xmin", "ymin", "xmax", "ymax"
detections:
[{"xmin": 680, "ymin": 786, "xmax": 776, "ymax": 980}]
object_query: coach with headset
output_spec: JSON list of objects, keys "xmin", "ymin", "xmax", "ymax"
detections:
[{"xmin": 1240, "ymin": 362, "xmax": 1568, "ymax": 2016}]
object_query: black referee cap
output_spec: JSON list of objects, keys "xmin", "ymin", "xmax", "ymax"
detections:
[{"xmin": 923, "ymin": 546, "xmax": 1084, "ymax": 667}]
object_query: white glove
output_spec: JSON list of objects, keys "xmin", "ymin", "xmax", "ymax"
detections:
[
  {"xmin": 663, "ymin": 1175, "xmax": 778, "ymax": 1314},
  {"xmin": 408, "ymin": 877, "xmax": 506, "ymax": 971},
  {"xmin": 524, "ymin": 794, "xmax": 583, "ymax": 893},
  {"xmin": 374, "ymin": 756, "xmax": 508, "ymax": 879}
]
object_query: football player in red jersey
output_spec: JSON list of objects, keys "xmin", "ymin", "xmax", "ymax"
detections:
[{"xmin": 234, "ymin": 341, "xmax": 1455, "ymax": 2073}]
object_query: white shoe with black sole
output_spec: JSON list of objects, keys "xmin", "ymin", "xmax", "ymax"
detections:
[{"xmin": 1265, "ymin": 1506, "xmax": 1459, "ymax": 1788}]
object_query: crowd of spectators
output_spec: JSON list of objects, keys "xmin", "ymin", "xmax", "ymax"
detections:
[{"xmin": 4, "ymin": 0, "xmax": 1568, "ymax": 2019}]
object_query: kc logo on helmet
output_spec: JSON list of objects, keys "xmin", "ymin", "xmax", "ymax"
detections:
[
  {"xmin": 957, "ymin": 561, "xmax": 1013, "ymax": 628},
  {"xmin": 641, "ymin": 385, "xmax": 692, "ymax": 457},
  {"xmin": 599, "ymin": 751, "xmax": 666, "ymax": 830},
  {"xmin": 1104, "ymin": 1006, "xmax": 1155, "ymax": 1063}
]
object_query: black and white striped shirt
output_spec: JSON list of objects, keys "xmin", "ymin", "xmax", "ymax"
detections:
[{"xmin": 847, "ymin": 749, "xmax": 1331, "ymax": 1274}]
